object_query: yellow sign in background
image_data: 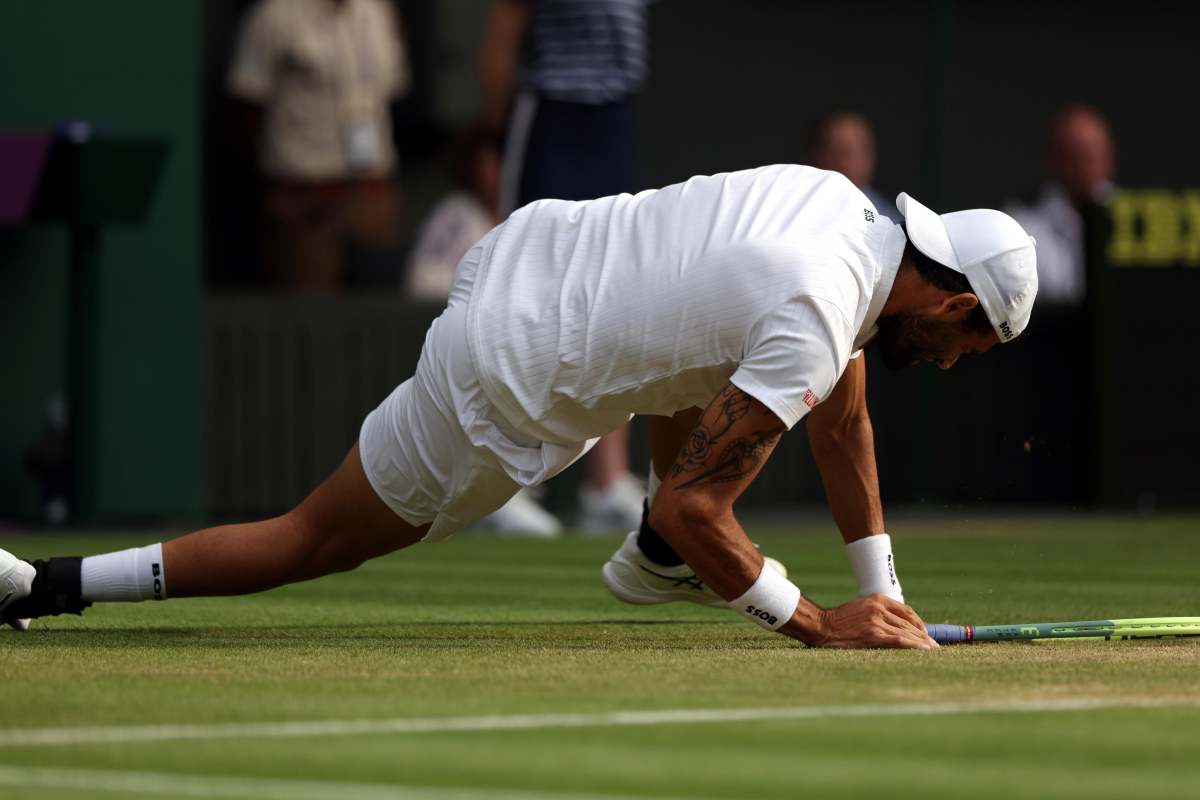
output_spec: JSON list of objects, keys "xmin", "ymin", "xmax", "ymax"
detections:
[{"xmin": 1108, "ymin": 190, "xmax": 1200, "ymax": 267}]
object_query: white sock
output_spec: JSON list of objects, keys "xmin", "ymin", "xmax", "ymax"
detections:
[
  {"xmin": 80, "ymin": 543, "xmax": 167, "ymax": 602},
  {"xmin": 845, "ymin": 533, "xmax": 903, "ymax": 603},
  {"xmin": 647, "ymin": 462, "xmax": 662, "ymax": 505}
]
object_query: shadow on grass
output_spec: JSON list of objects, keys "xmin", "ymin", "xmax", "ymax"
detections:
[
  {"xmin": 6, "ymin": 618, "xmax": 753, "ymax": 651},
  {"xmin": 15, "ymin": 619, "xmax": 725, "ymax": 633}
]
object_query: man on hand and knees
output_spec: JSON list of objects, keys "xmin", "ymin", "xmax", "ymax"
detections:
[{"xmin": 3, "ymin": 166, "xmax": 1035, "ymax": 649}]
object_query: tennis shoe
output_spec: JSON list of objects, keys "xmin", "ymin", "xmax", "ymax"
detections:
[
  {"xmin": 602, "ymin": 530, "xmax": 787, "ymax": 608},
  {"xmin": 0, "ymin": 547, "xmax": 35, "ymax": 632}
]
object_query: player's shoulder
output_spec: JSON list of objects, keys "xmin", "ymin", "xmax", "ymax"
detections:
[
  {"xmin": 740, "ymin": 163, "xmax": 865, "ymax": 196},
  {"xmin": 728, "ymin": 234, "xmax": 845, "ymax": 267},
  {"xmin": 732, "ymin": 238, "xmax": 864, "ymax": 315},
  {"xmin": 655, "ymin": 165, "xmax": 865, "ymax": 215},
  {"xmin": 731, "ymin": 165, "xmax": 875, "ymax": 227},
  {"xmin": 678, "ymin": 163, "xmax": 855, "ymax": 191}
]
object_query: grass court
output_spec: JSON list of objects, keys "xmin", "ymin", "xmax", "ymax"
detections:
[{"xmin": 2, "ymin": 513, "xmax": 1199, "ymax": 799}]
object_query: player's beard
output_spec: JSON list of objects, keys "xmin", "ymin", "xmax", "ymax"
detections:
[{"xmin": 874, "ymin": 312, "xmax": 964, "ymax": 370}]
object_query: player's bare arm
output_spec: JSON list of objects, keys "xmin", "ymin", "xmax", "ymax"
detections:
[
  {"xmin": 650, "ymin": 382, "xmax": 936, "ymax": 650},
  {"xmin": 806, "ymin": 355, "xmax": 911, "ymax": 603},
  {"xmin": 668, "ymin": 386, "xmax": 783, "ymax": 488},
  {"xmin": 649, "ymin": 384, "xmax": 783, "ymax": 600},
  {"xmin": 805, "ymin": 355, "xmax": 884, "ymax": 541}
]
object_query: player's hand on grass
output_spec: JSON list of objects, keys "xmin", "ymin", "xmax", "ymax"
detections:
[{"xmin": 784, "ymin": 594, "xmax": 940, "ymax": 650}]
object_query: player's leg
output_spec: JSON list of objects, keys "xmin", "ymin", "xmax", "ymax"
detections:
[
  {"xmin": 649, "ymin": 409, "xmax": 702, "ymax": 485},
  {"xmin": 601, "ymin": 409, "xmax": 723, "ymax": 605},
  {"xmin": 2, "ymin": 220, "xmax": 509, "ymax": 630},
  {"xmin": 635, "ymin": 408, "xmax": 701, "ymax": 565},
  {"xmin": 166, "ymin": 443, "xmax": 425, "ymax": 597},
  {"xmin": 1, "ymin": 443, "xmax": 427, "ymax": 626},
  {"xmin": 601, "ymin": 408, "xmax": 787, "ymax": 607}
]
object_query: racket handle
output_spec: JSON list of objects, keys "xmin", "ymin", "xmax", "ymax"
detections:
[{"xmin": 926, "ymin": 624, "xmax": 971, "ymax": 644}]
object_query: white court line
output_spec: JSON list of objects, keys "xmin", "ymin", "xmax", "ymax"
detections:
[
  {"xmin": 0, "ymin": 765, "xmax": 669, "ymax": 800},
  {"xmin": 0, "ymin": 697, "xmax": 1195, "ymax": 749}
]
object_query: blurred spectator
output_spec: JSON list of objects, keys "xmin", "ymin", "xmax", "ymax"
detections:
[
  {"xmin": 483, "ymin": 0, "xmax": 646, "ymax": 215},
  {"xmin": 1007, "ymin": 105, "xmax": 1116, "ymax": 308},
  {"xmin": 227, "ymin": 0, "xmax": 411, "ymax": 290},
  {"xmin": 806, "ymin": 110, "xmax": 897, "ymax": 222},
  {"xmin": 480, "ymin": 0, "xmax": 649, "ymax": 533},
  {"xmin": 405, "ymin": 127, "xmax": 502, "ymax": 301}
]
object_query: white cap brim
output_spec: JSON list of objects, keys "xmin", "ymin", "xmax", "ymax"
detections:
[
  {"xmin": 895, "ymin": 192, "xmax": 1039, "ymax": 343},
  {"xmin": 896, "ymin": 192, "xmax": 964, "ymax": 273}
]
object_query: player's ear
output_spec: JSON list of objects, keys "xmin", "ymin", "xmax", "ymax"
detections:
[{"xmin": 938, "ymin": 292, "xmax": 979, "ymax": 322}]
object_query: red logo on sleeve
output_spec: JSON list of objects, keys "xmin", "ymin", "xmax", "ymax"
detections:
[{"xmin": 802, "ymin": 389, "xmax": 820, "ymax": 408}]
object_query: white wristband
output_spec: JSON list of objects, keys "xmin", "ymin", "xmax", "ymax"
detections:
[
  {"xmin": 728, "ymin": 562, "xmax": 802, "ymax": 631},
  {"xmin": 845, "ymin": 533, "xmax": 903, "ymax": 602}
]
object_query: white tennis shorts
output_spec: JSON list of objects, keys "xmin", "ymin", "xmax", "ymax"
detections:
[{"xmin": 359, "ymin": 233, "xmax": 595, "ymax": 541}]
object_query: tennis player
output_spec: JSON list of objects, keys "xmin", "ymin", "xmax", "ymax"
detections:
[{"xmin": 2, "ymin": 165, "xmax": 1037, "ymax": 649}]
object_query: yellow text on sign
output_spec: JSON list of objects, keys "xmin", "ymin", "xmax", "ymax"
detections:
[{"xmin": 1108, "ymin": 190, "xmax": 1200, "ymax": 267}]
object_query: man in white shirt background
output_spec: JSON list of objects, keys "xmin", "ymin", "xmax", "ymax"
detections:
[
  {"xmin": 227, "ymin": 0, "xmax": 412, "ymax": 291},
  {"xmin": 1006, "ymin": 105, "xmax": 1116, "ymax": 309}
]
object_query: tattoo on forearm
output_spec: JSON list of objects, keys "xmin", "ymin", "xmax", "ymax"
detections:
[{"xmin": 669, "ymin": 385, "xmax": 784, "ymax": 489}]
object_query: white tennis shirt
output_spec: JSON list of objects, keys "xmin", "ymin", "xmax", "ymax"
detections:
[{"xmin": 466, "ymin": 164, "xmax": 906, "ymax": 447}]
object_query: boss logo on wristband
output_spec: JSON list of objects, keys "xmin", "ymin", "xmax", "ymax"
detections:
[
  {"xmin": 745, "ymin": 605, "xmax": 779, "ymax": 627},
  {"xmin": 729, "ymin": 564, "xmax": 801, "ymax": 632}
]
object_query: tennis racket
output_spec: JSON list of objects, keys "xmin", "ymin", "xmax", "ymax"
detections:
[{"xmin": 926, "ymin": 616, "xmax": 1200, "ymax": 644}]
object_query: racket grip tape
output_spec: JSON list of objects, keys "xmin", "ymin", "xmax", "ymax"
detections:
[{"xmin": 926, "ymin": 624, "xmax": 973, "ymax": 644}]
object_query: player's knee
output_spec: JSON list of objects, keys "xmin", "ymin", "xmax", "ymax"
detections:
[
  {"xmin": 319, "ymin": 544, "xmax": 371, "ymax": 575},
  {"xmin": 278, "ymin": 505, "xmax": 366, "ymax": 578},
  {"xmin": 275, "ymin": 508, "xmax": 319, "ymax": 566}
]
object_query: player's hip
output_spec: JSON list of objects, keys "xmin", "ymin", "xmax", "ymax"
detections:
[{"xmin": 360, "ymin": 301, "xmax": 593, "ymax": 540}]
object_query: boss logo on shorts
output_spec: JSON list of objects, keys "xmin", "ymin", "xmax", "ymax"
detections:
[
  {"xmin": 151, "ymin": 562, "xmax": 164, "ymax": 601},
  {"xmin": 745, "ymin": 605, "xmax": 779, "ymax": 627}
]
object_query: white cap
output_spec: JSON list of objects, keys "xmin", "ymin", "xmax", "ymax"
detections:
[{"xmin": 896, "ymin": 192, "xmax": 1039, "ymax": 342}]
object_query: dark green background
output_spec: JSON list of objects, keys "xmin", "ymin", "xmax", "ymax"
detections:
[
  {"xmin": 3, "ymin": 1, "xmax": 1199, "ymax": 521},
  {"xmin": 0, "ymin": 1, "xmax": 204, "ymax": 520}
]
